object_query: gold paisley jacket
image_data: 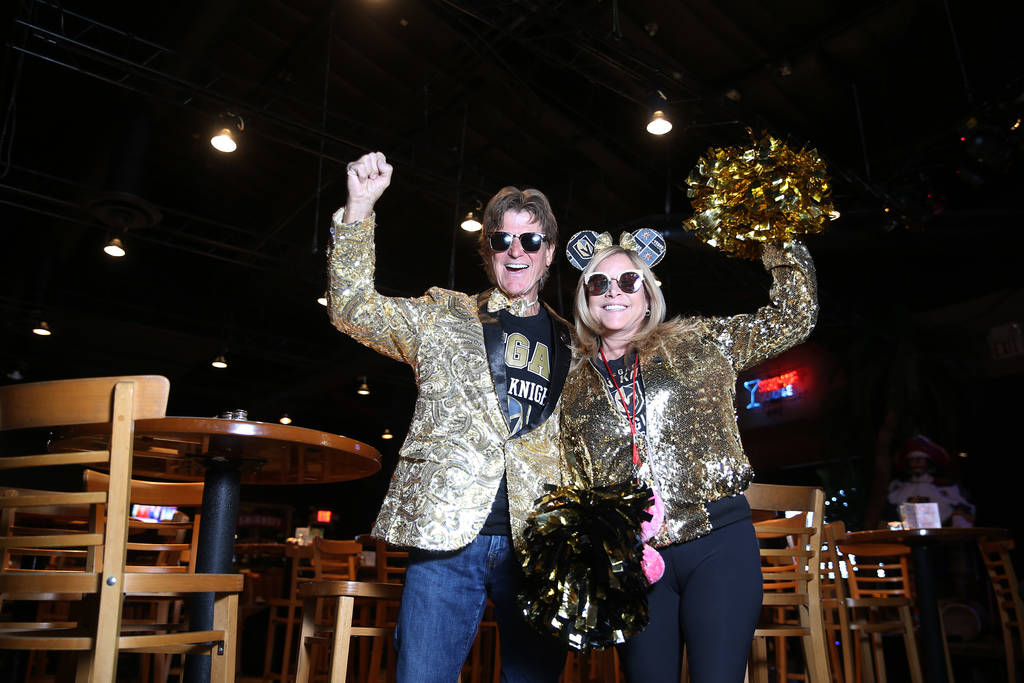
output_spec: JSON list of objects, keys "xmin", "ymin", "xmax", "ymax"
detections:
[
  {"xmin": 327, "ymin": 211, "xmax": 572, "ymax": 552},
  {"xmin": 558, "ymin": 241, "xmax": 818, "ymax": 547}
]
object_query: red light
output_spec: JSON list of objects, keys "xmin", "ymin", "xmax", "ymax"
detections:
[
  {"xmin": 959, "ymin": 136, "xmax": 966, "ymax": 142},
  {"xmin": 756, "ymin": 370, "xmax": 800, "ymax": 393},
  {"xmin": 316, "ymin": 510, "xmax": 332, "ymax": 524}
]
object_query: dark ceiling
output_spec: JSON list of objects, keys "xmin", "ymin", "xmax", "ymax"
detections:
[{"xmin": 2, "ymin": 0, "xmax": 1023, "ymax": 457}]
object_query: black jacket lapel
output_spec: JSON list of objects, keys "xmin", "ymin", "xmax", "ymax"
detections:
[{"xmin": 477, "ymin": 290, "xmax": 511, "ymax": 428}]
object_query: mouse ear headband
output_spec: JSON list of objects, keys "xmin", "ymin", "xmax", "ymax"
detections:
[{"xmin": 565, "ymin": 228, "xmax": 667, "ymax": 271}]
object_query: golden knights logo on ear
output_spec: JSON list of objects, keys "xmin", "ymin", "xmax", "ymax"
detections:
[{"xmin": 566, "ymin": 229, "xmax": 667, "ymax": 271}]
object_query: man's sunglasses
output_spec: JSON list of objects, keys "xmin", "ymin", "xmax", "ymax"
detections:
[
  {"xmin": 585, "ymin": 270, "xmax": 644, "ymax": 296},
  {"xmin": 487, "ymin": 231, "xmax": 549, "ymax": 253}
]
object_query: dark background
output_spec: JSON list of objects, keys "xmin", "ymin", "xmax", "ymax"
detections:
[{"xmin": 2, "ymin": 1, "xmax": 1022, "ymax": 541}]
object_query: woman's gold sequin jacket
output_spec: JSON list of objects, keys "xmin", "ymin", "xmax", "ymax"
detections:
[
  {"xmin": 558, "ymin": 242, "xmax": 818, "ymax": 547},
  {"xmin": 327, "ymin": 211, "xmax": 572, "ymax": 552}
]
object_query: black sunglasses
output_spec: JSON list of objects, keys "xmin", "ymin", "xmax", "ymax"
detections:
[
  {"xmin": 585, "ymin": 270, "xmax": 644, "ymax": 296},
  {"xmin": 487, "ymin": 231, "xmax": 549, "ymax": 253}
]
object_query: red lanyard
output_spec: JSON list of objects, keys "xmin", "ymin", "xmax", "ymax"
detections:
[{"xmin": 600, "ymin": 346, "xmax": 641, "ymax": 466}]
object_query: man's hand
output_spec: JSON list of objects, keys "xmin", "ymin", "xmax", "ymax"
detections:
[{"xmin": 344, "ymin": 152, "xmax": 393, "ymax": 221}]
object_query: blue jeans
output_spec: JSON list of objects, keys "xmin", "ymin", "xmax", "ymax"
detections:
[{"xmin": 395, "ymin": 534, "xmax": 566, "ymax": 682}]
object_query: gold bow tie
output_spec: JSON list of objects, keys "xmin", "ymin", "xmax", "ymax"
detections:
[{"xmin": 487, "ymin": 290, "xmax": 536, "ymax": 316}]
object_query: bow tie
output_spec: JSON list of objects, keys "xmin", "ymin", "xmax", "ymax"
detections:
[{"xmin": 487, "ymin": 290, "xmax": 537, "ymax": 316}]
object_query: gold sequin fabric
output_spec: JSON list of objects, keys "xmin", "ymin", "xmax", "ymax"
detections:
[
  {"xmin": 559, "ymin": 241, "xmax": 818, "ymax": 546},
  {"xmin": 327, "ymin": 210, "xmax": 566, "ymax": 552}
]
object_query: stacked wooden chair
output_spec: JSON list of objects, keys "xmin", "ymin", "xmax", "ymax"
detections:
[
  {"xmin": 834, "ymin": 541, "xmax": 926, "ymax": 683},
  {"xmin": 976, "ymin": 538, "xmax": 1024, "ymax": 682},
  {"xmin": 745, "ymin": 482, "xmax": 831, "ymax": 683},
  {"xmin": 0, "ymin": 375, "xmax": 242, "ymax": 682}
]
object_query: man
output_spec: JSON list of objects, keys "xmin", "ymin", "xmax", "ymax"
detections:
[
  {"xmin": 887, "ymin": 434, "xmax": 975, "ymax": 527},
  {"xmin": 327, "ymin": 151, "xmax": 570, "ymax": 681}
]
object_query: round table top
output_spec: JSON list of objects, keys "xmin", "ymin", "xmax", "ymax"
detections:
[
  {"xmin": 841, "ymin": 526, "xmax": 1008, "ymax": 545},
  {"xmin": 54, "ymin": 416, "xmax": 381, "ymax": 485}
]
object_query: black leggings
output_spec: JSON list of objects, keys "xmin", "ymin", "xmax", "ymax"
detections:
[{"xmin": 619, "ymin": 520, "xmax": 763, "ymax": 683}]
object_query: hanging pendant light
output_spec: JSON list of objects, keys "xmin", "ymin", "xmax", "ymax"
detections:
[{"xmin": 103, "ymin": 237, "xmax": 126, "ymax": 257}]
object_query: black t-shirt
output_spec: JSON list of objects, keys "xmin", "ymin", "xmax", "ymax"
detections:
[
  {"xmin": 592, "ymin": 350, "xmax": 647, "ymax": 437},
  {"xmin": 479, "ymin": 307, "xmax": 554, "ymax": 535}
]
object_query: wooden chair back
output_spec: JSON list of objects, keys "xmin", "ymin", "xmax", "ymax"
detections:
[
  {"xmin": 977, "ymin": 538, "xmax": 1024, "ymax": 682},
  {"xmin": 356, "ymin": 534, "xmax": 408, "ymax": 584},
  {"xmin": 84, "ymin": 469, "xmax": 204, "ymax": 573},
  {"xmin": 312, "ymin": 538, "xmax": 362, "ymax": 581},
  {"xmin": 744, "ymin": 482, "xmax": 831, "ymax": 683},
  {"xmin": 835, "ymin": 543, "xmax": 914, "ymax": 599},
  {"xmin": 0, "ymin": 376, "xmax": 168, "ymax": 682}
]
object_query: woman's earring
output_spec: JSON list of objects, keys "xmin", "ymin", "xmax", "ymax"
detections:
[{"xmin": 645, "ymin": 307, "xmax": 651, "ymax": 317}]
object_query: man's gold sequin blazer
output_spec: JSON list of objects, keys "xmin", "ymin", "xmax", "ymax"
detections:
[
  {"xmin": 327, "ymin": 211, "xmax": 572, "ymax": 552},
  {"xmin": 559, "ymin": 242, "xmax": 818, "ymax": 547}
]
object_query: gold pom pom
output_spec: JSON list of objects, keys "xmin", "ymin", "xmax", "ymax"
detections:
[{"xmin": 685, "ymin": 130, "xmax": 835, "ymax": 259}]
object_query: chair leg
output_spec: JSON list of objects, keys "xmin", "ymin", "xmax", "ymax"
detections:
[
  {"xmin": 295, "ymin": 595, "xmax": 319, "ymax": 683},
  {"xmin": 870, "ymin": 632, "xmax": 887, "ymax": 683},
  {"xmin": 211, "ymin": 592, "xmax": 238, "ymax": 683},
  {"xmin": 898, "ymin": 606, "xmax": 924, "ymax": 683},
  {"xmin": 749, "ymin": 637, "xmax": 769, "ymax": 683},
  {"xmin": 329, "ymin": 596, "xmax": 355, "ymax": 683}
]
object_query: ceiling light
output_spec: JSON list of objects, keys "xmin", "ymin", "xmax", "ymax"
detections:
[
  {"xmin": 279, "ymin": 414, "xmax": 292, "ymax": 425},
  {"xmin": 103, "ymin": 237, "xmax": 126, "ymax": 257},
  {"xmin": 211, "ymin": 353, "xmax": 228, "ymax": 369},
  {"xmin": 460, "ymin": 211, "xmax": 482, "ymax": 232},
  {"xmin": 210, "ymin": 113, "xmax": 244, "ymax": 154},
  {"xmin": 382, "ymin": 428, "xmax": 393, "ymax": 440},
  {"xmin": 646, "ymin": 90, "xmax": 673, "ymax": 135},
  {"xmin": 32, "ymin": 321, "xmax": 52, "ymax": 336},
  {"xmin": 317, "ymin": 292, "xmax": 328, "ymax": 306},
  {"xmin": 647, "ymin": 111, "xmax": 672, "ymax": 135},
  {"xmin": 210, "ymin": 128, "xmax": 237, "ymax": 153},
  {"xmin": 356, "ymin": 376, "xmax": 370, "ymax": 396}
]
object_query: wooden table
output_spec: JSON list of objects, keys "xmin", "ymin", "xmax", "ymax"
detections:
[
  {"xmin": 841, "ymin": 527, "xmax": 1009, "ymax": 683},
  {"xmin": 54, "ymin": 416, "xmax": 381, "ymax": 683}
]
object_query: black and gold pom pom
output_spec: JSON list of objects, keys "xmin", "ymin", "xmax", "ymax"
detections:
[{"xmin": 517, "ymin": 480, "xmax": 652, "ymax": 651}]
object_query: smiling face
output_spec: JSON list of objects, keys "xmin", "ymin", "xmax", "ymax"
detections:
[
  {"xmin": 489, "ymin": 210, "xmax": 555, "ymax": 302},
  {"xmin": 586, "ymin": 252, "xmax": 650, "ymax": 342}
]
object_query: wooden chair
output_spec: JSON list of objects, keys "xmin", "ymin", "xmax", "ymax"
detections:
[
  {"xmin": 744, "ymin": 482, "xmax": 831, "ymax": 683},
  {"xmin": 85, "ymin": 468, "xmax": 205, "ymax": 683},
  {"xmin": 834, "ymin": 542, "xmax": 925, "ymax": 683},
  {"xmin": 355, "ymin": 534, "xmax": 407, "ymax": 585},
  {"xmin": 976, "ymin": 538, "xmax": 1024, "ymax": 682},
  {"xmin": 819, "ymin": 521, "xmax": 854, "ymax": 683},
  {"xmin": 0, "ymin": 375, "xmax": 242, "ymax": 683},
  {"xmin": 294, "ymin": 580, "xmax": 403, "ymax": 683},
  {"xmin": 264, "ymin": 543, "xmax": 316, "ymax": 683}
]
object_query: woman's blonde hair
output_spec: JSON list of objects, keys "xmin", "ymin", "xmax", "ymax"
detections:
[{"xmin": 573, "ymin": 246, "xmax": 695, "ymax": 365}]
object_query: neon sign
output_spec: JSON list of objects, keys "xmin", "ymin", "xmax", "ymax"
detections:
[{"xmin": 744, "ymin": 370, "xmax": 800, "ymax": 409}]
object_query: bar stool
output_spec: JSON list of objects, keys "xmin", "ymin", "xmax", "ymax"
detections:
[
  {"xmin": 835, "ymin": 542, "xmax": 925, "ymax": 683},
  {"xmin": 263, "ymin": 543, "xmax": 315, "ymax": 683},
  {"xmin": 977, "ymin": 538, "xmax": 1024, "ymax": 682},
  {"xmin": 294, "ymin": 580, "xmax": 403, "ymax": 683}
]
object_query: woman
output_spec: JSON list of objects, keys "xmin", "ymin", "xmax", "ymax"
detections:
[{"xmin": 557, "ymin": 233, "xmax": 818, "ymax": 682}]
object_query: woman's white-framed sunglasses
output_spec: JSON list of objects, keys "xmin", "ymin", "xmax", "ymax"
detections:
[{"xmin": 585, "ymin": 270, "xmax": 644, "ymax": 296}]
